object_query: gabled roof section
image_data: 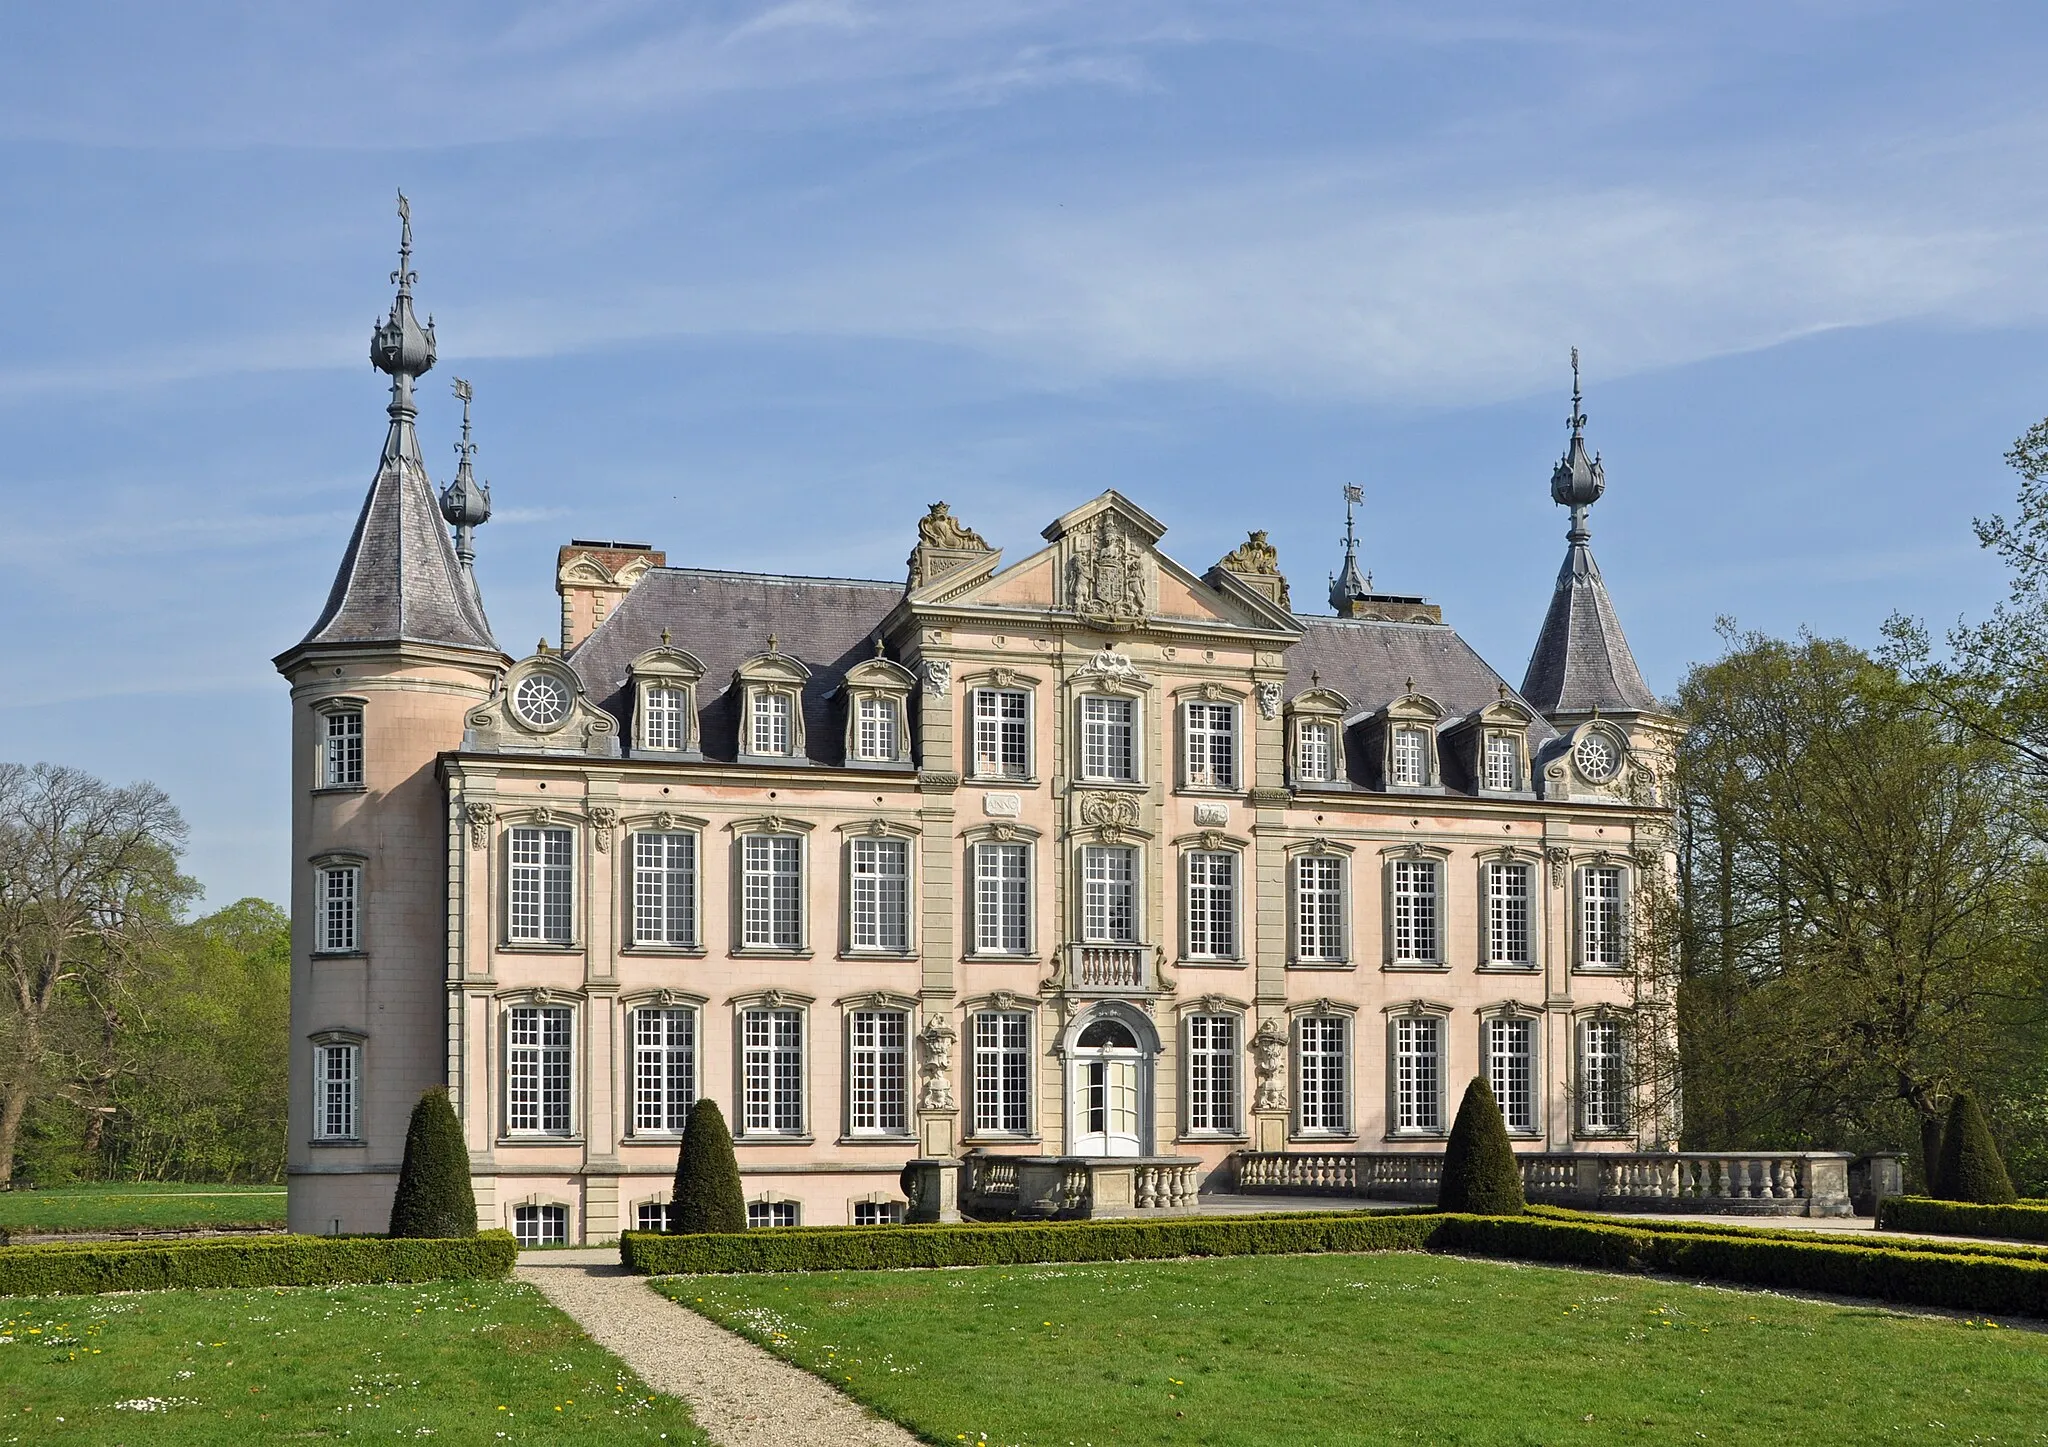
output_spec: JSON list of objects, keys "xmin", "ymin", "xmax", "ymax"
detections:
[
  {"xmin": 1519, "ymin": 538, "xmax": 1659, "ymax": 716},
  {"xmin": 1288, "ymin": 617, "xmax": 1559, "ymax": 748}
]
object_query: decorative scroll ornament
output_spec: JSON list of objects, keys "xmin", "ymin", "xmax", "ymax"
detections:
[
  {"xmin": 1079, "ymin": 792, "xmax": 1142, "ymax": 843},
  {"xmin": 917, "ymin": 502, "xmax": 990, "ymax": 552},
  {"xmin": 654, "ymin": 810, "xmax": 676, "ymax": 831},
  {"xmin": 1251, "ymin": 1017, "xmax": 1289, "ymax": 1112},
  {"xmin": 916, "ymin": 1015, "xmax": 957, "ymax": 1112},
  {"xmin": 1255, "ymin": 681, "xmax": 1282, "ymax": 720},
  {"xmin": 1067, "ymin": 511, "xmax": 1149, "ymax": 623},
  {"xmin": 1219, "ymin": 529, "xmax": 1281, "ymax": 576},
  {"xmin": 1074, "ymin": 648, "xmax": 1142, "ymax": 686},
  {"xmin": 533, "ymin": 806, "xmax": 553, "ymax": 826},
  {"xmin": 1546, "ymin": 846, "xmax": 1571, "ymax": 888},
  {"xmin": 921, "ymin": 659, "xmax": 953, "ymax": 698},
  {"xmin": 465, "ymin": 801, "xmax": 495, "ymax": 850},
  {"xmin": 588, "ymin": 806, "xmax": 617, "ymax": 852}
]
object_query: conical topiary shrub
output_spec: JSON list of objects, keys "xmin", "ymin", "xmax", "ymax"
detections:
[
  {"xmin": 669, "ymin": 1098, "xmax": 746, "ymax": 1233},
  {"xmin": 388, "ymin": 1087, "xmax": 478, "ymax": 1238},
  {"xmin": 1934, "ymin": 1092, "xmax": 2018, "ymax": 1205},
  {"xmin": 1437, "ymin": 1076, "xmax": 1527, "ymax": 1216}
]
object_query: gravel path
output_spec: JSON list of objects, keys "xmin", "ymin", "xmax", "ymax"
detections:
[{"xmin": 516, "ymin": 1249, "xmax": 921, "ymax": 1447}]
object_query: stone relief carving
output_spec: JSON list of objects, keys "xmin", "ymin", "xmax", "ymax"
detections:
[
  {"xmin": 1073, "ymin": 648, "xmax": 1142, "ymax": 687},
  {"xmin": 918, "ymin": 502, "xmax": 991, "ymax": 552},
  {"xmin": 921, "ymin": 659, "xmax": 953, "ymax": 698},
  {"xmin": 982, "ymin": 792, "xmax": 1022, "ymax": 818},
  {"xmin": 1251, "ymin": 1017, "xmax": 1289, "ymax": 1113},
  {"xmin": 1199, "ymin": 830, "xmax": 1225, "ymax": 852},
  {"xmin": 532, "ymin": 805, "xmax": 553, "ymax": 826},
  {"xmin": 1546, "ymin": 846, "xmax": 1571, "ymax": 888},
  {"xmin": 465, "ymin": 802, "xmax": 495, "ymax": 850},
  {"xmin": 654, "ymin": 810, "xmax": 676, "ymax": 831},
  {"xmin": 588, "ymin": 806, "xmax": 616, "ymax": 852},
  {"xmin": 1219, "ymin": 529, "xmax": 1281, "ymax": 576},
  {"xmin": 1067, "ymin": 511, "xmax": 1149, "ymax": 623},
  {"xmin": 1192, "ymin": 802, "xmax": 1229, "ymax": 827},
  {"xmin": 1255, "ymin": 682, "xmax": 1282, "ymax": 720},
  {"xmin": 916, "ymin": 1015, "xmax": 957, "ymax": 1112},
  {"xmin": 1078, "ymin": 792, "xmax": 1142, "ymax": 843}
]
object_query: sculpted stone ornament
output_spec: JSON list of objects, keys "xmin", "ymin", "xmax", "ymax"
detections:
[
  {"xmin": 1256, "ymin": 681, "xmax": 1282, "ymax": 720},
  {"xmin": 588, "ymin": 806, "xmax": 616, "ymax": 852},
  {"xmin": 1074, "ymin": 648, "xmax": 1142, "ymax": 687},
  {"xmin": 916, "ymin": 1015, "xmax": 957, "ymax": 1112},
  {"xmin": 1067, "ymin": 511, "xmax": 1149, "ymax": 624},
  {"xmin": 1547, "ymin": 846, "xmax": 1570, "ymax": 888},
  {"xmin": 1251, "ymin": 1017, "xmax": 1289, "ymax": 1112},
  {"xmin": 921, "ymin": 659, "xmax": 953, "ymax": 698},
  {"xmin": 465, "ymin": 801, "xmax": 495, "ymax": 850},
  {"xmin": 1219, "ymin": 529, "xmax": 1293, "ymax": 608},
  {"xmin": 918, "ymin": 502, "xmax": 991, "ymax": 552},
  {"xmin": 1079, "ymin": 792, "xmax": 1142, "ymax": 843}
]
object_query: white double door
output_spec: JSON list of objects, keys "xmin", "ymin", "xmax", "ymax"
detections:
[{"xmin": 1070, "ymin": 1050, "xmax": 1144, "ymax": 1156}]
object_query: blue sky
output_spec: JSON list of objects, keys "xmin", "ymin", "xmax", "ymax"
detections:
[{"xmin": 3, "ymin": 2, "xmax": 2045, "ymax": 909}]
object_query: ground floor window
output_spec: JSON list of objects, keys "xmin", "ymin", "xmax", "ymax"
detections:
[
  {"xmin": 1579, "ymin": 1018, "xmax": 1629, "ymax": 1133},
  {"xmin": 972, "ymin": 1010, "xmax": 1033, "ymax": 1135},
  {"xmin": 1184, "ymin": 1013, "xmax": 1239, "ymax": 1133},
  {"xmin": 1294, "ymin": 1014, "xmax": 1348, "ymax": 1134},
  {"xmin": 635, "ymin": 1201, "xmax": 669, "ymax": 1233},
  {"xmin": 853, "ymin": 1201, "xmax": 905, "ymax": 1225},
  {"xmin": 741, "ymin": 1007, "xmax": 805, "ymax": 1135},
  {"xmin": 1393, "ymin": 1015, "xmax": 1445, "ymax": 1133},
  {"xmin": 1486, "ymin": 1016, "xmax": 1537, "ymax": 1133},
  {"xmin": 312, "ymin": 1041, "xmax": 358, "ymax": 1141},
  {"xmin": 513, "ymin": 1204, "xmax": 568, "ymax": 1246},
  {"xmin": 747, "ymin": 1201, "xmax": 799, "ymax": 1228}
]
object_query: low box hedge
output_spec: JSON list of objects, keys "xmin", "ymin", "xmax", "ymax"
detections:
[
  {"xmin": 1526, "ymin": 1204, "xmax": 2048, "ymax": 1262},
  {"xmin": 0, "ymin": 1229, "xmax": 518, "ymax": 1297},
  {"xmin": 1877, "ymin": 1195, "xmax": 2048, "ymax": 1245}
]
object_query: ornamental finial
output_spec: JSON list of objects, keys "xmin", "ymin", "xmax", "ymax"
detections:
[
  {"xmin": 1568, "ymin": 345, "xmax": 1586, "ymax": 439},
  {"xmin": 393, "ymin": 190, "xmax": 417, "ymax": 296},
  {"xmin": 439, "ymin": 377, "xmax": 492, "ymax": 570},
  {"xmin": 1550, "ymin": 347, "xmax": 1605, "ymax": 541},
  {"xmin": 370, "ymin": 191, "xmax": 436, "ymax": 435}
]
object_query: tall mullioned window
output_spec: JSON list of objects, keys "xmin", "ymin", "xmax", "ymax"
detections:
[
  {"xmin": 1485, "ymin": 861, "xmax": 1532, "ymax": 966},
  {"xmin": 848, "ymin": 1009, "xmax": 909, "ymax": 1136},
  {"xmin": 849, "ymin": 837, "xmax": 910, "ymax": 952},
  {"xmin": 855, "ymin": 696, "xmax": 900, "ymax": 762},
  {"xmin": 1185, "ymin": 1014, "xmax": 1238, "ymax": 1134},
  {"xmin": 1296, "ymin": 720, "xmax": 1335, "ymax": 783},
  {"xmin": 1081, "ymin": 846, "xmax": 1138, "ymax": 943},
  {"xmin": 1295, "ymin": 1015, "xmax": 1348, "ymax": 1134},
  {"xmin": 1483, "ymin": 732, "xmax": 1520, "ymax": 791},
  {"xmin": 972, "ymin": 1011, "xmax": 1032, "ymax": 1135},
  {"xmin": 643, "ymin": 686, "xmax": 689, "ymax": 751},
  {"xmin": 750, "ymin": 691, "xmax": 794, "ymax": 756},
  {"xmin": 633, "ymin": 1007, "xmax": 695, "ymax": 1134},
  {"xmin": 323, "ymin": 709, "xmax": 363, "ymax": 787},
  {"xmin": 1580, "ymin": 1018, "xmax": 1628, "ymax": 1133},
  {"xmin": 1393, "ymin": 1015, "xmax": 1444, "ymax": 1133},
  {"xmin": 1184, "ymin": 851, "xmax": 1237, "ymax": 959},
  {"xmin": 319, "ymin": 865, "xmax": 359, "ymax": 953},
  {"xmin": 741, "ymin": 835, "xmax": 803, "ymax": 949},
  {"xmin": 632, "ymin": 832, "xmax": 697, "ymax": 948},
  {"xmin": 1391, "ymin": 858, "xmax": 1441, "ymax": 964},
  {"xmin": 1390, "ymin": 725, "xmax": 1430, "ymax": 786},
  {"xmin": 1487, "ymin": 1016, "xmax": 1536, "ymax": 1133},
  {"xmin": 974, "ymin": 843, "xmax": 1030, "ymax": 953},
  {"xmin": 1293, "ymin": 855, "xmax": 1345, "ymax": 962},
  {"xmin": 1184, "ymin": 702, "xmax": 1237, "ymax": 789},
  {"xmin": 742, "ymin": 1008, "xmax": 804, "ymax": 1135},
  {"xmin": 1080, "ymin": 695, "xmax": 1136, "ymax": 781},
  {"xmin": 508, "ymin": 827, "xmax": 574, "ymax": 943},
  {"xmin": 506, "ymin": 1005, "xmax": 573, "ymax": 1135},
  {"xmin": 972, "ymin": 689, "xmax": 1030, "ymax": 779},
  {"xmin": 1579, "ymin": 866, "xmax": 1626, "ymax": 968},
  {"xmin": 313, "ymin": 1042, "xmax": 358, "ymax": 1140}
]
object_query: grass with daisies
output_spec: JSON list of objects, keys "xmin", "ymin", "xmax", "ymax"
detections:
[
  {"xmin": 0, "ymin": 1278, "xmax": 706, "ymax": 1444},
  {"xmin": 661, "ymin": 1251, "xmax": 2048, "ymax": 1446}
]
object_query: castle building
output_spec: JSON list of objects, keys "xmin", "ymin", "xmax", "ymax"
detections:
[{"xmin": 277, "ymin": 214, "xmax": 1678, "ymax": 1242}]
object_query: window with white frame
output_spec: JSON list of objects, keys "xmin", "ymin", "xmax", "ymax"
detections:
[
  {"xmin": 848, "ymin": 1009, "xmax": 910, "ymax": 1135},
  {"xmin": 318, "ymin": 864, "xmax": 359, "ymax": 953},
  {"xmin": 741, "ymin": 1007, "xmax": 804, "ymax": 1135},
  {"xmin": 854, "ymin": 696, "xmax": 901, "ymax": 762},
  {"xmin": 971, "ymin": 688, "xmax": 1030, "ymax": 778},
  {"xmin": 1184, "ymin": 851, "xmax": 1238, "ymax": 959},
  {"xmin": 506, "ymin": 1005, "xmax": 573, "ymax": 1135},
  {"xmin": 632, "ymin": 831, "xmax": 697, "ymax": 948},
  {"xmin": 1391, "ymin": 858, "xmax": 1441, "ymax": 964},
  {"xmin": 323, "ymin": 708, "xmax": 363, "ymax": 787},
  {"xmin": 1390, "ymin": 725, "xmax": 1430, "ymax": 787},
  {"xmin": 513, "ymin": 1203, "xmax": 568, "ymax": 1246},
  {"xmin": 748, "ymin": 1201, "xmax": 799, "ymax": 1228},
  {"xmin": 1185, "ymin": 1013, "xmax": 1239, "ymax": 1134},
  {"xmin": 1296, "ymin": 719, "xmax": 1335, "ymax": 784},
  {"xmin": 1484, "ymin": 860, "xmax": 1533, "ymax": 967},
  {"xmin": 1079, "ymin": 694, "xmax": 1136, "ymax": 781},
  {"xmin": 632, "ymin": 1007, "xmax": 695, "ymax": 1134},
  {"xmin": 1292, "ymin": 854, "xmax": 1346, "ymax": 962},
  {"xmin": 1579, "ymin": 1018, "xmax": 1629, "ymax": 1133},
  {"xmin": 635, "ymin": 1201, "xmax": 669, "ymax": 1232},
  {"xmin": 508, "ymin": 827, "xmax": 574, "ymax": 943},
  {"xmin": 313, "ymin": 1041, "xmax": 358, "ymax": 1140},
  {"xmin": 741, "ymin": 835, "xmax": 804, "ymax": 949},
  {"xmin": 750, "ymin": 691, "xmax": 795, "ymax": 756},
  {"xmin": 1487, "ymin": 1016, "xmax": 1537, "ymax": 1133},
  {"xmin": 1482, "ymin": 732, "xmax": 1520, "ymax": 791},
  {"xmin": 849, "ymin": 837, "xmax": 910, "ymax": 952},
  {"xmin": 1295, "ymin": 1015, "xmax": 1348, "ymax": 1134},
  {"xmin": 973, "ymin": 842, "xmax": 1030, "ymax": 954},
  {"xmin": 853, "ymin": 1201, "xmax": 905, "ymax": 1225},
  {"xmin": 1579, "ymin": 865, "xmax": 1626, "ymax": 968},
  {"xmin": 972, "ymin": 1010, "xmax": 1032, "ymax": 1135},
  {"xmin": 643, "ymin": 686, "xmax": 689, "ymax": 751},
  {"xmin": 1184, "ymin": 702, "xmax": 1238, "ymax": 789},
  {"xmin": 1081, "ymin": 846, "xmax": 1138, "ymax": 943},
  {"xmin": 1393, "ymin": 1015, "xmax": 1444, "ymax": 1132}
]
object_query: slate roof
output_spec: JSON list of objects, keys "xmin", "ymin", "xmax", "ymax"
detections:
[
  {"xmin": 1519, "ymin": 537, "xmax": 1660, "ymax": 715},
  {"xmin": 568, "ymin": 568, "xmax": 902, "ymax": 765},
  {"xmin": 291, "ymin": 427, "xmax": 498, "ymax": 655}
]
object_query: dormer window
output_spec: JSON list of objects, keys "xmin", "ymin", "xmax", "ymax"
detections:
[
  {"xmin": 627, "ymin": 646, "xmax": 705, "ymax": 758},
  {"xmin": 1297, "ymin": 721, "xmax": 1335, "ymax": 783},
  {"xmin": 752, "ymin": 692, "xmax": 794, "ymax": 755},
  {"xmin": 1483, "ymin": 732, "xmax": 1520, "ymax": 791},
  {"xmin": 856, "ymin": 697, "xmax": 899, "ymax": 761},
  {"xmin": 836, "ymin": 656, "xmax": 916, "ymax": 767},
  {"xmin": 1390, "ymin": 726, "xmax": 1430, "ymax": 786},
  {"xmin": 1285, "ymin": 686, "xmax": 1350, "ymax": 791},
  {"xmin": 644, "ymin": 688, "xmax": 688, "ymax": 750},
  {"xmin": 733, "ymin": 649, "xmax": 813, "ymax": 765}
]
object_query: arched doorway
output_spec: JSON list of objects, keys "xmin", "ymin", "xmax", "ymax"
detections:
[{"xmin": 1064, "ymin": 1005, "xmax": 1155, "ymax": 1156}]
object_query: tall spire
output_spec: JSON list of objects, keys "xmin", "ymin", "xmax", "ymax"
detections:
[
  {"xmin": 1520, "ymin": 349, "xmax": 1657, "ymax": 716},
  {"xmin": 440, "ymin": 377, "xmax": 493, "ymax": 578},
  {"xmin": 285, "ymin": 194, "xmax": 498, "ymax": 658},
  {"xmin": 1328, "ymin": 483, "xmax": 1372, "ymax": 615}
]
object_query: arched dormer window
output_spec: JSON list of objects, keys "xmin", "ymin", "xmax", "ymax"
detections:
[
  {"xmin": 1285, "ymin": 686, "xmax": 1351, "ymax": 789},
  {"xmin": 835, "ymin": 655, "xmax": 917, "ymax": 768},
  {"xmin": 1377, "ymin": 692, "xmax": 1444, "ymax": 791},
  {"xmin": 1460, "ymin": 696, "xmax": 1534, "ymax": 795},
  {"xmin": 733, "ymin": 650, "xmax": 812, "ymax": 764},
  {"xmin": 628, "ymin": 645, "xmax": 705, "ymax": 759}
]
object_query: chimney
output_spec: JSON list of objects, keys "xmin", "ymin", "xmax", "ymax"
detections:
[{"xmin": 556, "ymin": 540, "xmax": 665, "ymax": 648}]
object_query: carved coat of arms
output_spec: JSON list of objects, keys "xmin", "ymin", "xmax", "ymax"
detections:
[{"xmin": 1068, "ymin": 512, "xmax": 1149, "ymax": 623}]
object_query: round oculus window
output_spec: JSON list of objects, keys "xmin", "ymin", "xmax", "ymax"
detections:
[
  {"xmin": 1573, "ymin": 731, "xmax": 1621, "ymax": 782},
  {"xmin": 514, "ymin": 673, "xmax": 570, "ymax": 727}
]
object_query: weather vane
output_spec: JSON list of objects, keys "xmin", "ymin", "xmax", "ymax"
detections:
[{"xmin": 393, "ymin": 189, "xmax": 417, "ymax": 290}]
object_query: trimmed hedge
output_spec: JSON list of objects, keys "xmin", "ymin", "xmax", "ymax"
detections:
[
  {"xmin": 671, "ymin": 1098, "xmax": 746, "ymax": 1233},
  {"xmin": 1879, "ymin": 1195, "xmax": 2048, "ymax": 1246},
  {"xmin": 1438, "ymin": 1077, "xmax": 1526, "ymax": 1215},
  {"xmin": 1527, "ymin": 1204, "xmax": 2048, "ymax": 1262},
  {"xmin": 0, "ymin": 1230, "xmax": 518, "ymax": 1298},
  {"xmin": 1935, "ymin": 1094, "xmax": 2019, "ymax": 1204},
  {"xmin": 623, "ymin": 1209, "xmax": 2048, "ymax": 1318},
  {"xmin": 389, "ymin": 1088, "xmax": 479, "ymax": 1239}
]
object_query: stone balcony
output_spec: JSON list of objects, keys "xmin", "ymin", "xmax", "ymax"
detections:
[
  {"xmin": 1060, "ymin": 943, "xmax": 1152, "ymax": 994},
  {"xmin": 904, "ymin": 1153, "xmax": 1201, "ymax": 1221}
]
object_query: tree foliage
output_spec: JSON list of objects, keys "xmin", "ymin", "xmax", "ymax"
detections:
[
  {"xmin": 389, "ymin": 1088, "xmax": 479, "ymax": 1238},
  {"xmin": 1437, "ymin": 1077, "xmax": 1526, "ymax": 1215},
  {"xmin": 670, "ymin": 1098, "xmax": 745, "ymax": 1233}
]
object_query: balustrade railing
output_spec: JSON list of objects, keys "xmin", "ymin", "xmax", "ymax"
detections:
[
  {"xmin": 1067, "ymin": 943, "xmax": 1149, "ymax": 992},
  {"xmin": 958, "ymin": 1153, "xmax": 1202, "ymax": 1219}
]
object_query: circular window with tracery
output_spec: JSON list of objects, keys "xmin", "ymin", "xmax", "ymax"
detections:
[
  {"xmin": 514, "ymin": 673, "xmax": 570, "ymax": 728},
  {"xmin": 1573, "ymin": 731, "xmax": 1621, "ymax": 783}
]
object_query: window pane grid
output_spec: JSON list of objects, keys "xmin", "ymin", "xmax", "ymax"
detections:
[
  {"xmin": 1186, "ymin": 1014, "xmax": 1237, "ymax": 1132},
  {"xmin": 974, "ymin": 843, "xmax": 1030, "ymax": 953},
  {"xmin": 644, "ymin": 686, "xmax": 688, "ymax": 750},
  {"xmin": 324, "ymin": 710, "xmax": 363, "ymax": 787},
  {"xmin": 1185, "ymin": 703, "xmax": 1237, "ymax": 788},
  {"xmin": 741, "ymin": 835, "xmax": 803, "ymax": 948},
  {"xmin": 1185, "ymin": 851, "xmax": 1237, "ymax": 958},
  {"xmin": 633, "ymin": 1007, "xmax": 696, "ymax": 1133},
  {"xmin": 973, "ymin": 689, "xmax": 1029, "ymax": 778},
  {"xmin": 509, "ymin": 827, "xmax": 574, "ymax": 943},
  {"xmin": 856, "ymin": 696, "xmax": 899, "ymax": 761},
  {"xmin": 632, "ymin": 831, "xmax": 697, "ymax": 947},
  {"xmin": 1486, "ymin": 861, "xmax": 1532, "ymax": 965},
  {"xmin": 1082, "ymin": 846, "xmax": 1137, "ymax": 943},
  {"xmin": 1487, "ymin": 1017, "xmax": 1536, "ymax": 1132},
  {"xmin": 1483, "ymin": 732, "xmax": 1519, "ymax": 791},
  {"xmin": 850, "ymin": 837, "xmax": 910, "ymax": 951},
  {"xmin": 1392, "ymin": 859, "xmax": 1440, "ymax": 962},
  {"xmin": 1295, "ymin": 1016, "xmax": 1347, "ymax": 1133},
  {"xmin": 849, "ymin": 1010, "xmax": 909, "ymax": 1134},
  {"xmin": 314, "ymin": 1043, "xmax": 357, "ymax": 1139},
  {"xmin": 1294, "ymin": 855, "xmax": 1345, "ymax": 961},
  {"xmin": 1395, "ymin": 1016, "xmax": 1443, "ymax": 1132},
  {"xmin": 747, "ymin": 1201, "xmax": 799, "ymax": 1228},
  {"xmin": 1391, "ymin": 726, "xmax": 1428, "ymax": 786},
  {"xmin": 507, "ymin": 1005, "xmax": 573, "ymax": 1134},
  {"xmin": 320, "ymin": 866, "xmax": 358, "ymax": 953},
  {"xmin": 513, "ymin": 1204, "xmax": 567, "ymax": 1246},
  {"xmin": 1582, "ymin": 1019, "xmax": 1628, "ymax": 1132},
  {"xmin": 1580, "ymin": 866, "xmax": 1626, "ymax": 967},
  {"xmin": 1080, "ymin": 695, "xmax": 1135, "ymax": 780},
  {"xmin": 743, "ymin": 1008, "xmax": 804, "ymax": 1134},
  {"xmin": 1297, "ymin": 721, "xmax": 1333, "ymax": 782},
  {"xmin": 972, "ymin": 1011, "xmax": 1031, "ymax": 1134},
  {"xmin": 751, "ymin": 692, "xmax": 793, "ymax": 755}
]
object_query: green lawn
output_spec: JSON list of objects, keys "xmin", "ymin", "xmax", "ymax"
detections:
[
  {"xmin": 662, "ymin": 1252, "xmax": 2048, "ymax": 1446},
  {"xmin": 0, "ymin": 1278, "xmax": 706, "ymax": 1444},
  {"xmin": 0, "ymin": 1183, "xmax": 285, "ymax": 1234}
]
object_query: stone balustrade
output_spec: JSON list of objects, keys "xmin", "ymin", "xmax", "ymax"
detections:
[
  {"xmin": 959, "ymin": 1153, "xmax": 1202, "ymax": 1220},
  {"xmin": 1066, "ymin": 943, "xmax": 1150, "ymax": 992},
  {"xmin": 1230, "ymin": 1149, "xmax": 1861, "ymax": 1217}
]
